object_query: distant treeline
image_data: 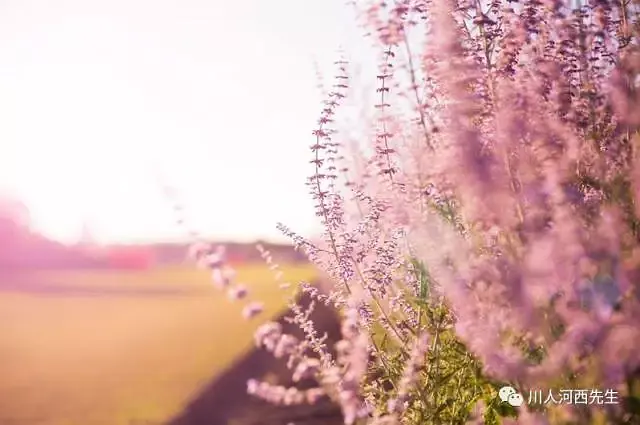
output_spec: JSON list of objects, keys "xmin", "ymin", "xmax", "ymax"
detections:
[
  {"xmin": 0, "ymin": 214, "xmax": 104, "ymax": 270},
  {"xmin": 148, "ymin": 241, "xmax": 307, "ymax": 265},
  {"xmin": 0, "ymin": 216, "xmax": 306, "ymax": 271}
]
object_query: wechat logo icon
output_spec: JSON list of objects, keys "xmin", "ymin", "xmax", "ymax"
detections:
[{"xmin": 499, "ymin": 386, "xmax": 524, "ymax": 407}]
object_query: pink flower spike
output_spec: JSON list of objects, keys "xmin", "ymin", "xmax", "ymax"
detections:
[
  {"xmin": 222, "ymin": 266, "xmax": 236, "ymax": 280},
  {"xmin": 188, "ymin": 242, "xmax": 210, "ymax": 261},
  {"xmin": 305, "ymin": 388, "xmax": 326, "ymax": 404},
  {"xmin": 254, "ymin": 322, "xmax": 282, "ymax": 347},
  {"xmin": 247, "ymin": 379, "xmax": 259, "ymax": 395},
  {"xmin": 211, "ymin": 268, "xmax": 229, "ymax": 289},
  {"xmin": 204, "ymin": 253, "xmax": 224, "ymax": 269},
  {"xmin": 227, "ymin": 285, "xmax": 248, "ymax": 301},
  {"xmin": 242, "ymin": 302, "xmax": 264, "ymax": 320}
]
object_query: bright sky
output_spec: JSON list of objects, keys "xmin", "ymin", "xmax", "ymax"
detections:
[{"xmin": 0, "ymin": 0, "xmax": 374, "ymax": 244}]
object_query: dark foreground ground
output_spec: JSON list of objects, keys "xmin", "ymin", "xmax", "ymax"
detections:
[{"xmin": 167, "ymin": 290, "xmax": 344, "ymax": 425}]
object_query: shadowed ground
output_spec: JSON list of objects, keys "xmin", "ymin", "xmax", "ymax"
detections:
[{"xmin": 167, "ymin": 290, "xmax": 344, "ymax": 425}]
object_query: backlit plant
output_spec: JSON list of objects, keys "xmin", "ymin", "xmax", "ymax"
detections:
[{"xmin": 177, "ymin": 0, "xmax": 640, "ymax": 423}]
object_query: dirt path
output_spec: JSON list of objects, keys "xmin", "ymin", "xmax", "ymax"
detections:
[{"xmin": 167, "ymin": 291, "xmax": 344, "ymax": 425}]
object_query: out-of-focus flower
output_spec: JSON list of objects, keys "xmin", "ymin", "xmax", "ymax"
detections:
[
  {"xmin": 227, "ymin": 284, "xmax": 248, "ymax": 301},
  {"xmin": 242, "ymin": 302, "xmax": 264, "ymax": 320}
]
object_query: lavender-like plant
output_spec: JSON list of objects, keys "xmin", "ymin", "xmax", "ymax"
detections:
[{"xmin": 172, "ymin": 0, "xmax": 640, "ymax": 423}]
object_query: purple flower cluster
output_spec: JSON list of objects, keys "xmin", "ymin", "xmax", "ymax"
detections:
[{"xmin": 172, "ymin": 0, "xmax": 640, "ymax": 423}]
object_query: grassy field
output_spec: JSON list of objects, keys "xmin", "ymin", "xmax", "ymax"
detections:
[{"xmin": 0, "ymin": 263, "xmax": 316, "ymax": 425}]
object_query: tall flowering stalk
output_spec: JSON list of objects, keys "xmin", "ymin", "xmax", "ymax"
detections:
[{"xmin": 170, "ymin": 0, "xmax": 640, "ymax": 423}]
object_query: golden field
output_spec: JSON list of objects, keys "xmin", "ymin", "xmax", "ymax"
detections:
[{"xmin": 0, "ymin": 264, "xmax": 316, "ymax": 425}]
